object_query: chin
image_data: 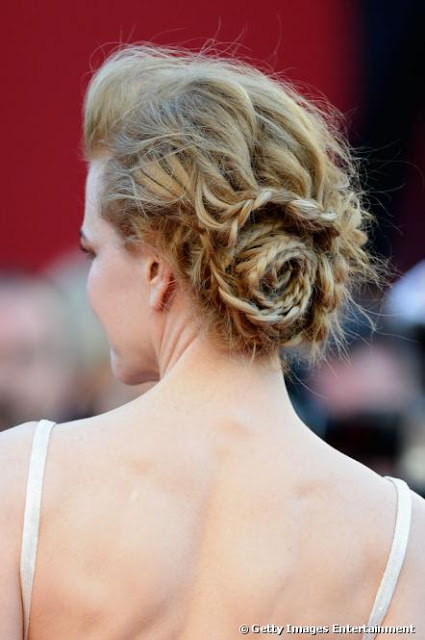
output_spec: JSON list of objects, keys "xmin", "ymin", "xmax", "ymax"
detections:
[{"xmin": 110, "ymin": 349, "xmax": 158, "ymax": 386}]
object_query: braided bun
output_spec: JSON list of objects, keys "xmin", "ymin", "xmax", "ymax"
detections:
[{"xmin": 83, "ymin": 44, "xmax": 384, "ymax": 371}]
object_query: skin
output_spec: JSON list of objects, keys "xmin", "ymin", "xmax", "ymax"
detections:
[{"xmin": 1, "ymin": 158, "xmax": 425, "ymax": 639}]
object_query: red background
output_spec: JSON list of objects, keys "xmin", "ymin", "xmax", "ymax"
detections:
[{"xmin": 3, "ymin": 0, "xmax": 361, "ymax": 271}]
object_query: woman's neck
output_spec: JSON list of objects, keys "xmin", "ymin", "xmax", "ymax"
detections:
[{"xmin": 140, "ymin": 333, "xmax": 307, "ymax": 440}]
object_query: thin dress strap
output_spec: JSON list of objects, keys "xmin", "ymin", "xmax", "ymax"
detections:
[
  {"xmin": 362, "ymin": 475, "xmax": 412, "ymax": 639},
  {"xmin": 20, "ymin": 419, "xmax": 56, "ymax": 640}
]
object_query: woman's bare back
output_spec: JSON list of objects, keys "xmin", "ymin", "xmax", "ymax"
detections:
[{"xmin": 21, "ymin": 397, "xmax": 425, "ymax": 639}]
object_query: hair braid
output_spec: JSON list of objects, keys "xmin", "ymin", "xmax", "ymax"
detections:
[{"xmin": 83, "ymin": 44, "xmax": 387, "ymax": 371}]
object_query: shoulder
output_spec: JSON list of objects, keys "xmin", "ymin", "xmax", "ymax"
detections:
[
  {"xmin": 0, "ymin": 421, "xmax": 41, "ymax": 501},
  {"xmin": 0, "ymin": 421, "xmax": 40, "ymax": 503},
  {"xmin": 0, "ymin": 421, "xmax": 39, "ymax": 639},
  {"xmin": 392, "ymin": 481, "xmax": 425, "ymax": 589},
  {"xmin": 311, "ymin": 445, "xmax": 425, "ymax": 623},
  {"xmin": 0, "ymin": 420, "xmax": 40, "ymax": 540},
  {"xmin": 404, "ymin": 487, "xmax": 425, "ymax": 588},
  {"xmin": 375, "ymin": 484, "xmax": 425, "ymax": 628},
  {"xmin": 383, "ymin": 480, "xmax": 425, "ymax": 587},
  {"xmin": 0, "ymin": 419, "xmax": 39, "ymax": 448},
  {"xmin": 410, "ymin": 486, "xmax": 425, "ymax": 537}
]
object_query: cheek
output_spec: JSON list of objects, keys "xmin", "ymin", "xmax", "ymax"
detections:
[
  {"xmin": 86, "ymin": 262, "xmax": 103, "ymax": 316},
  {"xmin": 85, "ymin": 255, "xmax": 147, "ymax": 338}
]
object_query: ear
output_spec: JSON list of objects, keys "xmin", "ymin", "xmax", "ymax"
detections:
[{"xmin": 146, "ymin": 256, "xmax": 177, "ymax": 312}]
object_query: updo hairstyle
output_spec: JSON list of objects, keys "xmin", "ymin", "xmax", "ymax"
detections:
[{"xmin": 83, "ymin": 44, "xmax": 384, "ymax": 373}]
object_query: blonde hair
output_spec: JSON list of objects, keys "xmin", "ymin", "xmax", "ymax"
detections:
[{"xmin": 83, "ymin": 44, "xmax": 384, "ymax": 373}]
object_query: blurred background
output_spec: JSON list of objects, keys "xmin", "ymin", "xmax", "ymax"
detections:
[{"xmin": 1, "ymin": 0, "xmax": 424, "ymax": 496}]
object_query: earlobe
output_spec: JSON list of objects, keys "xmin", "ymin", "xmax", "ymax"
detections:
[
  {"xmin": 149, "ymin": 288, "xmax": 157, "ymax": 308},
  {"xmin": 149, "ymin": 269, "xmax": 176, "ymax": 312},
  {"xmin": 149, "ymin": 287, "xmax": 163, "ymax": 310}
]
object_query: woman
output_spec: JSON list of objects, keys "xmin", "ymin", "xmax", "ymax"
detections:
[{"xmin": 1, "ymin": 45, "xmax": 424, "ymax": 639}]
